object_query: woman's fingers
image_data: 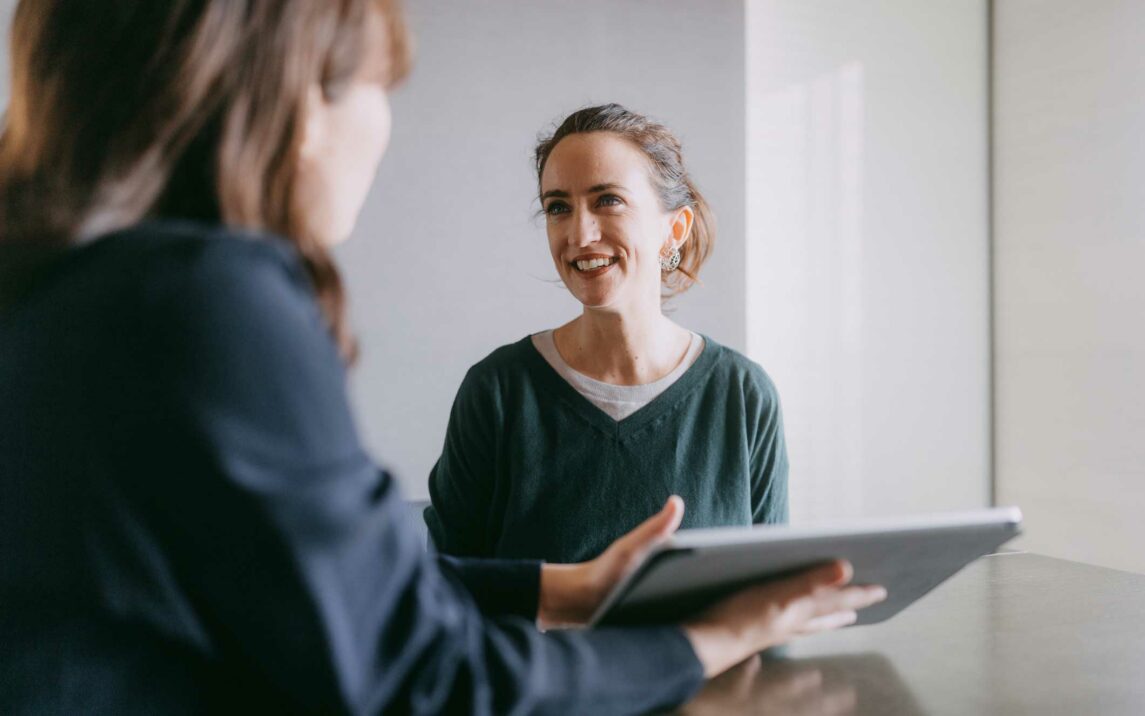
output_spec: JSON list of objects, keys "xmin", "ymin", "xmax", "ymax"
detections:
[
  {"xmin": 589, "ymin": 496, "xmax": 686, "ymax": 603},
  {"xmin": 683, "ymin": 563, "xmax": 886, "ymax": 679},
  {"xmin": 799, "ymin": 610, "xmax": 858, "ymax": 634},
  {"xmin": 613, "ymin": 495, "xmax": 685, "ymax": 557},
  {"xmin": 808, "ymin": 584, "xmax": 888, "ymax": 618},
  {"xmin": 747, "ymin": 564, "xmax": 885, "ymax": 636},
  {"xmin": 794, "ymin": 560, "xmax": 853, "ymax": 595},
  {"xmin": 645, "ymin": 495, "xmax": 685, "ymax": 542},
  {"xmin": 777, "ymin": 562, "xmax": 885, "ymax": 612}
]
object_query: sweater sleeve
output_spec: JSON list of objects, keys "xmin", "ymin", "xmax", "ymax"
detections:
[
  {"xmin": 747, "ymin": 367, "xmax": 790, "ymax": 525},
  {"xmin": 424, "ymin": 365, "xmax": 501, "ymax": 557},
  {"xmin": 140, "ymin": 235, "xmax": 705, "ymax": 715},
  {"xmin": 435, "ymin": 555, "xmax": 541, "ymax": 620}
]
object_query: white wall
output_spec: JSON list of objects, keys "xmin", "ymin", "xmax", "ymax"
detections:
[
  {"xmin": 745, "ymin": 0, "xmax": 992, "ymax": 520},
  {"xmin": 0, "ymin": 0, "xmax": 11, "ymax": 106},
  {"xmin": 994, "ymin": 0, "xmax": 1145, "ymax": 574},
  {"xmin": 340, "ymin": 0, "xmax": 748, "ymax": 498}
]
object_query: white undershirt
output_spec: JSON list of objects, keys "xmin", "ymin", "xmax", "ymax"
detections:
[{"xmin": 531, "ymin": 329, "xmax": 705, "ymax": 421}]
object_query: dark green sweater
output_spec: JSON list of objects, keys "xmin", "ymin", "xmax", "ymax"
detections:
[{"xmin": 424, "ymin": 335, "xmax": 788, "ymax": 564}]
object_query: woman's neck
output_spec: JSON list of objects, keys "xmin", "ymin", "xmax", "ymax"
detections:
[{"xmin": 553, "ymin": 309, "xmax": 692, "ymax": 386}]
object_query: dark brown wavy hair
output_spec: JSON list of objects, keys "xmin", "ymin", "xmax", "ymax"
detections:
[
  {"xmin": 0, "ymin": 0, "xmax": 411, "ymax": 360},
  {"xmin": 534, "ymin": 103, "xmax": 715, "ymax": 296}
]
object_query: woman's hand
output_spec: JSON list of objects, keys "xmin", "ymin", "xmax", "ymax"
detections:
[
  {"xmin": 682, "ymin": 560, "xmax": 887, "ymax": 678},
  {"xmin": 538, "ymin": 496, "xmax": 684, "ymax": 629},
  {"xmin": 537, "ymin": 500, "xmax": 887, "ymax": 683}
]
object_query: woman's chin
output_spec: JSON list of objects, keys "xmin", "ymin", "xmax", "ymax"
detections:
[
  {"xmin": 307, "ymin": 207, "xmax": 358, "ymax": 248},
  {"xmin": 566, "ymin": 271, "xmax": 623, "ymax": 310},
  {"xmin": 322, "ymin": 217, "xmax": 357, "ymax": 247},
  {"xmin": 572, "ymin": 291, "xmax": 622, "ymax": 312}
]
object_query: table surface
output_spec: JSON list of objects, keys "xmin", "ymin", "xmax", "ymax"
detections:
[{"xmin": 673, "ymin": 552, "xmax": 1145, "ymax": 715}]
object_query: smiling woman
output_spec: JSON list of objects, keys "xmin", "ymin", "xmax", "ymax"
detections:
[{"xmin": 424, "ymin": 104, "xmax": 790, "ymax": 564}]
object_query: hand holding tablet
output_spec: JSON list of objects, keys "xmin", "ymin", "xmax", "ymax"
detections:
[
  {"xmin": 587, "ymin": 506, "xmax": 1021, "ymax": 677},
  {"xmin": 682, "ymin": 559, "xmax": 888, "ymax": 678},
  {"xmin": 591, "ymin": 506, "xmax": 1021, "ymax": 627}
]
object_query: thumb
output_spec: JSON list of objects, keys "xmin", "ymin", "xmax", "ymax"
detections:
[{"xmin": 618, "ymin": 495, "xmax": 685, "ymax": 553}]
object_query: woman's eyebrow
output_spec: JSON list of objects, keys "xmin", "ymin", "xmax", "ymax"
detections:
[{"xmin": 541, "ymin": 183, "xmax": 626, "ymax": 201}]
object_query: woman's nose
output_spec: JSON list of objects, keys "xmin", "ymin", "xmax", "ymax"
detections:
[{"xmin": 569, "ymin": 209, "xmax": 599, "ymax": 247}]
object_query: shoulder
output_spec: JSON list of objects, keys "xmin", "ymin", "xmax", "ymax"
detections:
[
  {"xmin": 700, "ymin": 336, "xmax": 782, "ymax": 407},
  {"xmin": 102, "ymin": 221, "xmax": 338, "ymax": 369},
  {"xmin": 106, "ymin": 220, "xmax": 318, "ymax": 326},
  {"xmin": 438, "ymin": 336, "xmax": 539, "ymax": 419},
  {"xmin": 2, "ymin": 220, "xmax": 306, "ymax": 321},
  {"xmin": 117, "ymin": 220, "xmax": 308, "ymax": 300},
  {"xmin": 460, "ymin": 335, "xmax": 538, "ymax": 386}
]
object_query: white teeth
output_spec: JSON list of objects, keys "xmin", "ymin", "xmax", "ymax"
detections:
[{"xmin": 575, "ymin": 257, "xmax": 615, "ymax": 271}]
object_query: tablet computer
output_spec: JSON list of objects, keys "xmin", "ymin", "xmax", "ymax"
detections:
[{"xmin": 589, "ymin": 506, "xmax": 1022, "ymax": 627}]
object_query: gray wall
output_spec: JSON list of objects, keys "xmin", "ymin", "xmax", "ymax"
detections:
[
  {"xmin": 338, "ymin": 0, "xmax": 748, "ymax": 498},
  {"xmin": 744, "ymin": 0, "xmax": 991, "ymax": 521},
  {"xmin": 994, "ymin": 0, "xmax": 1145, "ymax": 574},
  {"xmin": 0, "ymin": 0, "xmax": 11, "ymax": 106}
]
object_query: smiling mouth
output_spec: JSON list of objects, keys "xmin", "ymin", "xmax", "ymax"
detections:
[{"xmin": 571, "ymin": 256, "xmax": 618, "ymax": 272}]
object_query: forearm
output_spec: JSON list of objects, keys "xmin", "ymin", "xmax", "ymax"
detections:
[
  {"xmin": 539, "ymin": 565, "xmax": 745, "ymax": 678},
  {"xmin": 435, "ymin": 555, "xmax": 596, "ymax": 626},
  {"xmin": 681, "ymin": 621, "xmax": 754, "ymax": 679},
  {"xmin": 538, "ymin": 562, "xmax": 600, "ymax": 629},
  {"xmin": 437, "ymin": 555, "xmax": 541, "ymax": 619},
  {"xmin": 400, "ymin": 553, "xmax": 704, "ymax": 714}
]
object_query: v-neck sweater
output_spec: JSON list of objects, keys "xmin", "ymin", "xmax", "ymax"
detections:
[
  {"xmin": 531, "ymin": 329, "xmax": 705, "ymax": 421},
  {"xmin": 424, "ymin": 334, "xmax": 789, "ymax": 564}
]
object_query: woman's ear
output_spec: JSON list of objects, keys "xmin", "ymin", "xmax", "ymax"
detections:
[
  {"xmin": 666, "ymin": 205, "xmax": 695, "ymax": 252},
  {"xmin": 298, "ymin": 85, "xmax": 328, "ymax": 162}
]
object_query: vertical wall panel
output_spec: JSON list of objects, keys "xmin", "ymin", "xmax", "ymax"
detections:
[
  {"xmin": 746, "ymin": 0, "xmax": 991, "ymax": 519},
  {"xmin": 0, "ymin": 0, "xmax": 12, "ymax": 107},
  {"xmin": 994, "ymin": 0, "xmax": 1145, "ymax": 574}
]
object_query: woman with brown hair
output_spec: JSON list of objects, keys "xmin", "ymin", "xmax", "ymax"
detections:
[
  {"xmin": 426, "ymin": 104, "xmax": 789, "ymax": 565},
  {"xmin": 0, "ymin": 2, "xmax": 883, "ymax": 713}
]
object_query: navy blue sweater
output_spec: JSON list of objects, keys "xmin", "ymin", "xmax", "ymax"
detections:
[{"xmin": 0, "ymin": 222, "xmax": 703, "ymax": 715}]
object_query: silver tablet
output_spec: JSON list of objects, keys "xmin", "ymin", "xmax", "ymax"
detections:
[{"xmin": 589, "ymin": 506, "xmax": 1022, "ymax": 627}]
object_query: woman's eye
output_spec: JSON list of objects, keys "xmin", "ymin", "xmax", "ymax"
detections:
[
  {"xmin": 545, "ymin": 201, "xmax": 570, "ymax": 216},
  {"xmin": 597, "ymin": 194, "xmax": 622, "ymax": 207}
]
